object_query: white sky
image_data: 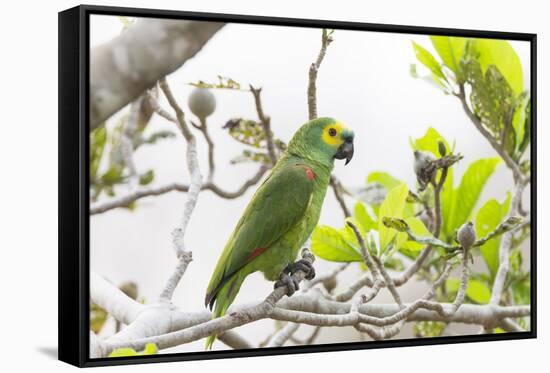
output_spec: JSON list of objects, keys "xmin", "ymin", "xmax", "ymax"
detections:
[{"xmin": 89, "ymin": 15, "xmax": 531, "ymax": 352}]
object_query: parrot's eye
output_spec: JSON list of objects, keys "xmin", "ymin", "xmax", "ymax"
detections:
[{"xmin": 328, "ymin": 128, "xmax": 337, "ymax": 137}]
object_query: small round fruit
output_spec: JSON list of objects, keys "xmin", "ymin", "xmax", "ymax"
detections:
[{"xmin": 188, "ymin": 88, "xmax": 216, "ymax": 120}]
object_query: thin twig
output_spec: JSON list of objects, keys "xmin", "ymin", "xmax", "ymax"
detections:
[
  {"xmin": 90, "ymin": 166, "xmax": 268, "ymax": 215},
  {"xmin": 308, "ymin": 29, "xmax": 333, "ymax": 120},
  {"xmin": 330, "ymin": 176, "xmax": 351, "ymax": 218},
  {"xmin": 196, "ymin": 117, "xmax": 216, "ymax": 182},
  {"xmin": 250, "ymin": 85, "xmax": 277, "ymax": 165},
  {"xmin": 158, "ymin": 77, "xmax": 202, "ymax": 300},
  {"xmin": 455, "ymin": 85, "xmax": 525, "ymax": 182}
]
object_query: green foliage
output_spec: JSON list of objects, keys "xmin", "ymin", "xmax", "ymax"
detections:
[
  {"xmin": 109, "ymin": 343, "xmax": 158, "ymax": 358},
  {"xmin": 412, "ymin": 37, "xmax": 531, "ymax": 162},
  {"xmin": 189, "ymin": 75, "xmax": 242, "ymax": 90},
  {"xmin": 400, "ymin": 217, "xmax": 433, "ymax": 251},
  {"xmin": 512, "ymin": 276, "xmax": 530, "ymax": 305},
  {"xmin": 223, "ymin": 118, "xmax": 286, "ymax": 165},
  {"xmin": 446, "ymin": 278, "xmax": 491, "ymax": 304},
  {"xmin": 463, "ymin": 58, "xmax": 517, "ymax": 151},
  {"xmin": 378, "ymin": 184, "xmax": 409, "ymax": 253},
  {"xmin": 230, "ymin": 150, "xmax": 271, "ymax": 165},
  {"xmin": 430, "ymin": 36, "xmax": 467, "ymax": 81},
  {"xmin": 475, "ymin": 194, "xmax": 511, "ymax": 277},
  {"xmin": 411, "ymin": 127, "xmax": 451, "ymax": 157},
  {"xmin": 311, "ymin": 225, "xmax": 363, "ymax": 262},
  {"xmin": 90, "ymin": 126, "xmax": 107, "ymax": 182},
  {"xmin": 412, "ymin": 41, "xmax": 446, "ymax": 85},
  {"xmin": 89, "ymin": 114, "xmax": 175, "ymax": 202},
  {"xmin": 139, "ymin": 170, "xmax": 155, "ymax": 186},
  {"xmin": 313, "ymin": 183, "xmax": 422, "ymax": 263},
  {"xmin": 354, "ymin": 202, "xmax": 377, "ymax": 231},
  {"xmin": 367, "ymin": 171, "xmax": 401, "ymax": 192},
  {"xmin": 414, "ymin": 321, "xmax": 447, "ymax": 338},
  {"xmin": 224, "ymin": 118, "xmax": 267, "ymax": 148},
  {"xmin": 90, "ymin": 303, "xmax": 108, "ymax": 334},
  {"xmin": 443, "ymin": 158, "xmax": 501, "ymax": 238},
  {"xmin": 410, "ymin": 128, "xmax": 501, "ymax": 240},
  {"xmin": 473, "ymin": 39, "xmax": 523, "ymax": 95}
]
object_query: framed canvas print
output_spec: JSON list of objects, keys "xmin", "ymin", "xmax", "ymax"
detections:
[{"xmin": 58, "ymin": 5, "xmax": 537, "ymax": 367}]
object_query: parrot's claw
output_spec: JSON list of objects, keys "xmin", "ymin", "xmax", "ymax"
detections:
[
  {"xmin": 287, "ymin": 259, "xmax": 316, "ymax": 281},
  {"xmin": 274, "ymin": 259, "xmax": 316, "ymax": 296},
  {"xmin": 274, "ymin": 273, "xmax": 300, "ymax": 296}
]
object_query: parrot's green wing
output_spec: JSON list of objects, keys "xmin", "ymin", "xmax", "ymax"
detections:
[{"xmin": 205, "ymin": 163, "xmax": 315, "ymax": 308}]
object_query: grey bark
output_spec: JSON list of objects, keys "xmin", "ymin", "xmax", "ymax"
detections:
[{"xmin": 90, "ymin": 18, "xmax": 224, "ymax": 129}]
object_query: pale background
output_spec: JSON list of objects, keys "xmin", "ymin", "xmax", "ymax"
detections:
[
  {"xmin": 0, "ymin": 0, "xmax": 547, "ymax": 372},
  {"xmin": 89, "ymin": 15, "xmax": 530, "ymax": 351}
]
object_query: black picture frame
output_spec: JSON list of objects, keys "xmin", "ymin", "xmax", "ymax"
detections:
[{"xmin": 58, "ymin": 4, "xmax": 537, "ymax": 368}]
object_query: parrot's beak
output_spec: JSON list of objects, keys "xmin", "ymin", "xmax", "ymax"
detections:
[{"xmin": 335, "ymin": 137, "xmax": 354, "ymax": 165}]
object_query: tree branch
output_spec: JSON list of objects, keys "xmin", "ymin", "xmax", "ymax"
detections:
[
  {"xmin": 100, "ymin": 249, "xmax": 315, "ymax": 355},
  {"xmin": 157, "ymin": 77, "xmax": 202, "ymax": 300},
  {"xmin": 330, "ymin": 177, "xmax": 352, "ymax": 218},
  {"xmin": 489, "ymin": 179, "xmax": 528, "ymax": 305},
  {"xmin": 266, "ymin": 322, "xmax": 301, "ymax": 347},
  {"xmin": 90, "ymin": 272, "xmax": 144, "ymax": 325},
  {"xmin": 308, "ymin": 29, "xmax": 333, "ymax": 120},
  {"xmin": 455, "ymin": 85, "xmax": 525, "ymax": 182},
  {"xmin": 250, "ymin": 86, "xmax": 277, "ymax": 165},
  {"xmin": 90, "ymin": 19, "xmax": 224, "ymax": 129},
  {"xmin": 89, "ymin": 166, "xmax": 268, "ymax": 215}
]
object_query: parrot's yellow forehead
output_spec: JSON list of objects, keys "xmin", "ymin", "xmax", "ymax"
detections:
[{"xmin": 321, "ymin": 121, "xmax": 349, "ymax": 147}]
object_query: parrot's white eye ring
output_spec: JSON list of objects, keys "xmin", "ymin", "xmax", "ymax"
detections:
[{"xmin": 328, "ymin": 128, "xmax": 337, "ymax": 137}]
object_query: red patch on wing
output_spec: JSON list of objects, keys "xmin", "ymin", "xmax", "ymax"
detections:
[
  {"xmin": 247, "ymin": 247, "xmax": 266, "ymax": 261},
  {"xmin": 303, "ymin": 166, "xmax": 315, "ymax": 181}
]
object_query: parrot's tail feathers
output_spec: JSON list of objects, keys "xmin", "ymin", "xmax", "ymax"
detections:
[
  {"xmin": 205, "ymin": 334, "xmax": 216, "ymax": 350},
  {"xmin": 204, "ymin": 274, "xmax": 245, "ymax": 350}
]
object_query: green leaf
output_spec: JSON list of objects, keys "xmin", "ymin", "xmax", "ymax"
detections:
[
  {"xmin": 139, "ymin": 169, "xmax": 155, "ymax": 186},
  {"xmin": 367, "ymin": 171, "xmax": 401, "ymax": 191},
  {"xmin": 142, "ymin": 343, "xmax": 158, "ymax": 355},
  {"xmin": 411, "ymin": 127, "xmax": 451, "ymax": 158},
  {"xmin": 411, "ymin": 127, "xmax": 455, "ymax": 231},
  {"xmin": 466, "ymin": 279, "xmax": 492, "ymax": 304},
  {"xmin": 109, "ymin": 348, "xmax": 138, "ymax": 357},
  {"xmin": 378, "ymin": 184, "xmax": 409, "ymax": 252},
  {"xmin": 90, "ymin": 126, "xmax": 107, "ymax": 180},
  {"xmin": 446, "ymin": 278, "xmax": 491, "ymax": 304},
  {"xmin": 410, "ymin": 63, "xmax": 418, "ymax": 78},
  {"xmin": 401, "ymin": 217, "xmax": 432, "ymax": 251},
  {"xmin": 512, "ymin": 277, "xmax": 530, "ymax": 305},
  {"xmin": 475, "ymin": 193, "xmax": 511, "ymax": 277},
  {"xmin": 445, "ymin": 158, "xmax": 501, "ymax": 236},
  {"xmin": 311, "ymin": 225, "xmax": 363, "ymax": 262},
  {"xmin": 109, "ymin": 343, "xmax": 158, "ymax": 357},
  {"xmin": 474, "ymin": 39, "xmax": 524, "ymax": 95},
  {"xmin": 517, "ymin": 101, "xmax": 531, "ymax": 156},
  {"xmin": 512, "ymin": 93, "xmax": 530, "ymax": 155},
  {"xmin": 412, "ymin": 41, "xmax": 446, "ymax": 81},
  {"xmin": 430, "ymin": 36, "xmax": 467, "ymax": 80},
  {"xmin": 354, "ymin": 202, "xmax": 377, "ymax": 231}
]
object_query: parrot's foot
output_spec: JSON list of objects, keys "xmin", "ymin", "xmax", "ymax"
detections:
[
  {"xmin": 287, "ymin": 259, "xmax": 316, "ymax": 280},
  {"xmin": 274, "ymin": 273, "xmax": 300, "ymax": 296},
  {"xmin": 274, "ymin": 259, "xmax": 316, "ymax": 296}
]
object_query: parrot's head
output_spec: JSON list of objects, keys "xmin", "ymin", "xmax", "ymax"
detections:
[{"xmin": 288, "ymin": 117, "xmax": 355, "ymax": 167}]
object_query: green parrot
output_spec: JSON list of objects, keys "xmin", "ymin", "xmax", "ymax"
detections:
[{"xmin": 204, "ymin": 117, "xmax": 354, "ymax": 349}]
